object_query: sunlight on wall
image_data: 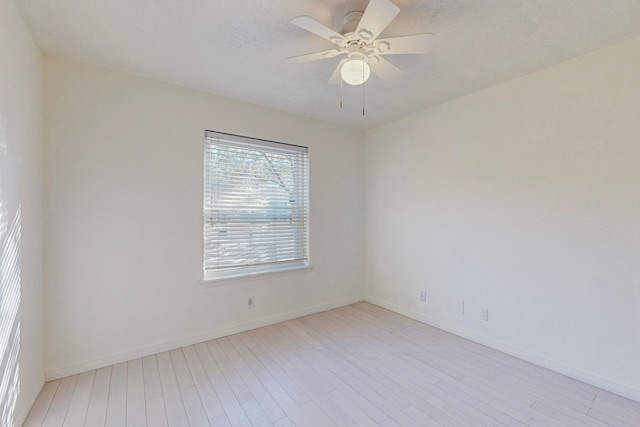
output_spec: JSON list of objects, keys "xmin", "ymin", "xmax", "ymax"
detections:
[
  {"xmin": 0, "ymin": 112, "xmax": 22, "ymax": 426},
  {"xmin": 0, "ymin": 200, "xmax": 21, "ymax": 427}
]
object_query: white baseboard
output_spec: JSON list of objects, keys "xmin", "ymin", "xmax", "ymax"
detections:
[
  {"xmin": 46, "ymin": 295, "xmax": 364, "ymax": 381},
  {"xmin": 365, "ymin": 295, "xmax": 640, "ymax": 403},
  {"xmin": 14, "ymin": 373, "xmax": 46, "ymax": 427}
]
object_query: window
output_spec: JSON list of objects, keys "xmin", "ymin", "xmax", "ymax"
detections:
[{"xmin": 203, "ymin": 131, "xmax": 309, "ymax": 281}]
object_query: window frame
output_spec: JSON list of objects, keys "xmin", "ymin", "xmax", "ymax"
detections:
[{"xmin": 201, "ymin": 130, "xmax": 310, "ymax": 284}]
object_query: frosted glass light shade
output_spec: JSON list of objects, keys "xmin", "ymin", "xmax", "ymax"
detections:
[{"xmin": 341, "ymin": 59, "xmax": 371, "ymax": 86}]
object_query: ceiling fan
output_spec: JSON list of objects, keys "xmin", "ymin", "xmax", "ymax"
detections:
[{"xmin": 286, "ymin": 0, "xmax": 434, "ymax": 86}]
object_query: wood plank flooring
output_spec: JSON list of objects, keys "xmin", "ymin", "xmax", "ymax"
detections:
[{"xmin": 24, "ymin": 302, "xmax": 640, "ymax": 426}]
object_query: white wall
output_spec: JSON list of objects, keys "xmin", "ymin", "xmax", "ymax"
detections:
[
  {"xmin": 43, "ymin": 56, "xmax": 364, "ymax": 378},
  {"xmin": 365, "ymin": 35, "xmax": 640, "ymax": 400},
  {"xmin": 0, "ymin": 0, "xmax": 44, "ymax": 424}
]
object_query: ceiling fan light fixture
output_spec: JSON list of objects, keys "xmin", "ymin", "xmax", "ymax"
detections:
[{"xmin": 341, "ymin": 59, "xmax": 371, "ymax": 85}]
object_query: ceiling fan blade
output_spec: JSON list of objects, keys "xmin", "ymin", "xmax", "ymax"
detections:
[
  {"xmin": 355, "ymin": 0, "xmax": 400, "ymax": 42},
  {"xmin": 376, "ymin": 33, "xmax": 434, "ymax": 55},
  {"xmin": 285, "ymin": 49, "xmax": 344, "ymax": 64},
  {"xmin": 291, "ymin": 16, "xmax": 347, "ymax": 45},
  {"xmin": 371, "ymin": 56, "xmax": 403, "ymax": 81},
  {"xmin": 328, "ymin": 59, "xmax": 348, "ymax": 85}
]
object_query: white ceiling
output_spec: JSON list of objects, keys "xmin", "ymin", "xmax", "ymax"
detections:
[{"xmin": 16, "ymin": 0, "xmax": 640, "ymax": 130}]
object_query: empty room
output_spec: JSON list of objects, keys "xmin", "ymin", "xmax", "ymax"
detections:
[{"xmin": 2, "ymin": 0, "xmax": 640, "ymax": 425}]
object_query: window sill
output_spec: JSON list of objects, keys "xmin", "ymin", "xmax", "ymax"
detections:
[{"xmin": 198, "ymin": 265, "xmax": 314, "ymax": 287}]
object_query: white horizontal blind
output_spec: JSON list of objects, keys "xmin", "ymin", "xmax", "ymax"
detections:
[{"xmin": 204, "ymin": 131, "xmax": 309, "ymax": 278}]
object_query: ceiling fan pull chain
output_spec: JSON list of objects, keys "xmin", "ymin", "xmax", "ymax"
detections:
[
  {"xmin": 362, "ymin": 68, "xmax": 366, "ymax": 116},
  {"xmin": 340, "ymin": 78, "xmax": 343, "ymax": 108}
]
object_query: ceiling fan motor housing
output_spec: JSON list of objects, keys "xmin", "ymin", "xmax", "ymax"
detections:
[{"xmin": 346, "ymin": 41, "xmax": 366, "ymax": 61}]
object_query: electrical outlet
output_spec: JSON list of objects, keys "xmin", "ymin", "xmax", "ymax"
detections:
[
  {"xmin": 247, "ymin": 296, "xmax": 255, "ymax": 309},
  {"xmin": 419, "ymin": 290, "xmax": 427, "ymax": 302},
  {"xmin": 480, "ymin": 307, "xmax": 489, "ymax": 321},
  {"xmin": 456, "ymin": 301, "xmax": 464, "ymax": 314}
]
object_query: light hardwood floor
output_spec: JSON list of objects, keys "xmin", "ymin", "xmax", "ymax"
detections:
[{"xmin": 24, "ymin": 302, "xmax": 640, "ymax": 426}]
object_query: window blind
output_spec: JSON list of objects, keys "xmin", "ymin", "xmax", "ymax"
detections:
[{"xmin": 203, "ymin": 131, "xmax": 309, "ymax": 279}]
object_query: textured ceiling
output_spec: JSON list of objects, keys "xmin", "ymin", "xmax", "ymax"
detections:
[{"xmin": 16, "ymin": 0, "xmax": 640, "ymax": 130}]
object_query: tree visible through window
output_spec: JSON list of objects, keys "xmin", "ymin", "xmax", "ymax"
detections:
[{"xmin": 203, "ymin": 131, "xmax": 309, "ymax": 280}]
